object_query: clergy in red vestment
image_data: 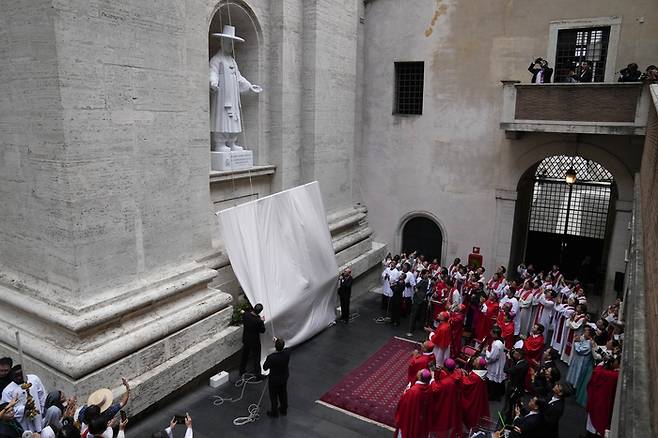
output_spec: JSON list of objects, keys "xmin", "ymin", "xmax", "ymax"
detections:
[
  {"xmin": 431, "ymin": 358, "xmax": 462, "ymax": 438},
  {"xmin": 496, "ymin": 304, "xmax": 515, "ymax": 350},
  {"xmin": 394, "ymin": 369, "xmax": 434, "ymax": 438},
  {"xmin": 522, "ymin": 323, "xmax": 545, "ymax": 365},
  {"xmin": 450, "ymin": 305, "xmax": 466, "ymax": 358},
  {"xmin": 586, "ymin": 358, "xmax": 620, "ymax": 436},
  {"xmin": 461, "ymin": 357, "xmax": 490, "ymax": 430},
  {"xmin": 426, "ymin": 312, "xmax": 452, "ymax": 368},
  {"xmin": 408, "ymin": 341, "xmax": 436, "ymax": 385},
  {"xmin": 475, "ymin": 292, "xmax": 499, "ymax": 343}
]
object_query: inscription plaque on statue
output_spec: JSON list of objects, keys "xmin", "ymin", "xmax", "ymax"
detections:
[{"xmin": 211, "ymin": 150, "xmax": 253, "ymax": 171}]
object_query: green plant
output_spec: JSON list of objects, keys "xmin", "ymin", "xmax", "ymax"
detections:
[{"xmin": 230, "ymin": 301, "xmax": 251, "ymax": 326}]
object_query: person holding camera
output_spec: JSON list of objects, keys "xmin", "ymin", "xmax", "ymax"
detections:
[
  {"xmin": 263, "ymin": 338, "xmax": 290, "ymax": 418},
  {"xmin": 508, "ymin": 396, "xmax": 547, "ymax": 437},
  {"xmin": 618, "ymin": 63, "xmax": 642, "ymax": 82},
  {"xmin": 502, "ymin": 348, "xmax": 529, "ymax": 424},
  {"xmin": 528, "ymin": 58, "xmax": 553, "ymax": 84},
  {"xmin": 150, "ymin": 413, "xmax": 193, "ymax": 438}
]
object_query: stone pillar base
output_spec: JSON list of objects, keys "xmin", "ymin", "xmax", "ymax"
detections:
[{"xmin": 0, "ymin": 265, "xmax": 241, "ymax": 415}]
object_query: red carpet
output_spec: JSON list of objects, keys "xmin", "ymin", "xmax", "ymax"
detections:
[{"xmin": 318, "ymin": 336, "xmax": 418, "ymax": 428}]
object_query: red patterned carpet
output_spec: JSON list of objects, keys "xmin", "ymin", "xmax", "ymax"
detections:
[{"xmin": 318, "ymin": 336, "xmax": 419, "ymax": 429}]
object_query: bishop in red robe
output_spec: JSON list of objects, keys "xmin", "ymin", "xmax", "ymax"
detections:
[
  {"xmin": 408, "ymin": 341, "xmax": 436, "ymax": 385},
  {"xmin": 586, "ymin": 362, "xmax": 619, "ymax": 436},
  {"xmin": 426, "ymin": 312, "xmax": 452, "ymax": 367},
  {"xmin": 431, "ymin": 358, "xmax": 462, "ymax": 438},
  {"xmin": 496, "ymin": 304, "xmax": 515, "ymax": 350},
  {"xmin": 394, "ymin": 369, "xmax": 434, "ymax": 438},
  {"xmin": 450, "ymin": 305, "xmax": 466, "ymax": 358},
  {"xmin": 475, "ymin": 293, "xmax": 499, "ymax": 343},
  {"xmin": 461, "ymin": 357, "xmax": 490, "ymax": 430},
  {"xmin": 523, "ymin": 323, "xmax": 545, "ymax": 365}
]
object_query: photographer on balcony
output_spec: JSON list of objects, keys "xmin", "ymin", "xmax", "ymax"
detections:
[{"xmin": 528, "ymin": 58, "xmax": 553, "ymax": 84}]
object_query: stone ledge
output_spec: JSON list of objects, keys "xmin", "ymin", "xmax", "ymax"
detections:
[
  {"xmin": 209, "ymin": 164, "xmax": 276, "ymax": 183},
  {"xmin": 0, "ymin": 287, "xmax": 232, "ymax": 378},
  {"xmin": 0, "ymin": 263, "xmax": 217, "ymax": 332},
  {"xmin": 501, "ymin": 122, "xmax": 645, "ymax": 136}
]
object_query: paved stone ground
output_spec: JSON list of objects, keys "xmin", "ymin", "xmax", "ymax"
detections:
[{"xmin": 127, "ymin": 292, "xmax": 587, "ymax": 438}]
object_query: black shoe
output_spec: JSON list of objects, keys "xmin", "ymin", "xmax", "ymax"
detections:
[
  {"xmin": 253, "ymin": 374, "xmax": 265, "ymax": 382},
  {"xmin": 266, "ymin": 410, "xmax": 279, "ymax": 418},
  {"xmin": 280, "ymin": 410, "xmax": 287, "ymax": 416}
]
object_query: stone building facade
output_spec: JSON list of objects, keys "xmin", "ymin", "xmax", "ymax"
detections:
[
  {"xmin": 1, "ymin": 0, "xmax": 657, "ymax": 426},
  {"xmin": 359, "ymin": 0, "xmax": 657, "ymax": 311},
  {"xmin": 0, "ymin": 0, "xmax": 384, "ymax": 414}
]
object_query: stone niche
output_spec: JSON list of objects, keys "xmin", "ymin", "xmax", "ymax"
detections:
[{"xmin": 208, "ymin": 1, "xmax": 264, "ymax": 163}]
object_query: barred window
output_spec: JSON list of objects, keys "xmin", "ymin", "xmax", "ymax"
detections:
[
  {"xmin": 394, "ymin": 62, "xmax": 424, "ymax": 115},
  {"xmin": 555, "ymin": 27, "xmax": 610, "ymax": 82},
  {"xmin": 529, "ymin": 156, "xmax": 613, "ymax": 239}
]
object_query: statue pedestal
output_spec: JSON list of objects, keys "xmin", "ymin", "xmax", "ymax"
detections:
[{"xmin": 211, "ymin": 150, "xmax": 254, "ymax": 171}]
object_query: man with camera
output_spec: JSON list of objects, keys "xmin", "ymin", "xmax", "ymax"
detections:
[
  {"xmin": 528, "ymin": 58, "xmax": 553, "ymax": 84},
  {"xmin": 508, "ymin": 396, "xmax": 547, "ymax": 437},
  {"xmin": 502, "ymin": 348, "xmax": 529, "ymax": 424}
]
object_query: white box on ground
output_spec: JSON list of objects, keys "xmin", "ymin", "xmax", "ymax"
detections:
[
  {"xmin": 211, "ymin": 150, "xmax": 253, "ymax": 171},
  {"xmin": 209, "ymin": 371, "xmax": 229, "ymax": 388}
]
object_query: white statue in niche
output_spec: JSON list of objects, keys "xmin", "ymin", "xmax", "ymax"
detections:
[{"xmin": 209, "ymin": 25, "xmax": 262, "ymax": 153}]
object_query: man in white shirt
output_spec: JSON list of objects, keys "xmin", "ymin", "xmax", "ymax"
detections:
[
  {"xmin": 401, "ymin": 263, "xmax": 416, "ymax": 316},
  {"xmin": 381, "ymin": 261, "xmax": 396, "ymax": 311},
  {"xmin": 0, "ymin": 365, "xmax": 46, "ymax": 432}
]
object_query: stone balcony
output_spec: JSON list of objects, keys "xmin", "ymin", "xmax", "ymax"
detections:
[{"xmin": 501, "ymin": 81, "xmax": 651, "ymax": 136}]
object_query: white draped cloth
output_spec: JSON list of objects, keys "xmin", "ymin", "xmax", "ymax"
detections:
[{"xmin": 218, "ymin": 182, "xmax": 338, "ymax": 364}]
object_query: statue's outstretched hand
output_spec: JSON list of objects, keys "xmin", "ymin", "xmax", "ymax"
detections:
[{"xmin": 251, "ymin": 84, "xmax": 263, "ymax": 93}]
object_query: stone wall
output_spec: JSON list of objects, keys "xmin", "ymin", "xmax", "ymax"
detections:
[
  {"xmin": 0, "ymin": 0, "xmax": 386, "ymax": 415},
  {"xmin": 359, "ymin": 0, "xmax": 655, "ymax": 307},
  {"xmin": 639, "ymin": 84, "xmax": 658, "ymax": 436}
]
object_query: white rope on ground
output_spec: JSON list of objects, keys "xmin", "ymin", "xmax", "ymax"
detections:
[{"xmin": 211, "ymin": 373, "xmax": 269, "ymax": 426}]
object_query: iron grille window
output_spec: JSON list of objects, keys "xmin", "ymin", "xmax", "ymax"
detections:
[
  {"xmin": 394, "ymin": 62, "xmax": 424, "ymax": 115},
  {"xmin": 554, "ymin": 27, "xmax": 610, "ymax": 82},
  {"xmin": 529, "ymin": 156, "xmax": 613, "ymax": 239},
  {"xmin": 530, "ymin": 182, "xmax": 611, "ymax": 239}
]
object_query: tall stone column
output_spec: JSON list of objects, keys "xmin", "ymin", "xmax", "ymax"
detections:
[{"xmin": 601, "ymin": 199, "xmax": 633, "ymax": 311}]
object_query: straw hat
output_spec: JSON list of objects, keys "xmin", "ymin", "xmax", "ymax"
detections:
[
  {"xmin": 87, "ymin": 388, "xmax": 113, "ymax": 412},
  {"xmin": 210, "ymin": 25, "xmax": 245, "ymax": 42}
]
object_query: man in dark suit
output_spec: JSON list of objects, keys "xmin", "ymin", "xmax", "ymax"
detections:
[
  {"xmin": 239, "ymin": 303, "xmax": 266, "ymax": 379},
  {"xmin": 510, "ymin": 396, "xmax": 547, "ymax": 437},
  {"xmin": 503, "ymin": 348, "xmax": 529, "ymax": 423},
  {"xmin": 337, "ymin": 268, "xmax": 353, "ymax": 323},
  {"xmin": 543, "ymin": 382, "xmax": 570, "ymax": 438},
  {"xmin": 263, "ymin": 337, "xmax": 290, "ymax": 418},
  {"xmin": 577, "ymin": 62, "xmax": 593, "ymax": 82}
]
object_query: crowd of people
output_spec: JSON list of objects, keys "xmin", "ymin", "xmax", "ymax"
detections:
[
  {"xmin": 383, "ymin": 251, "xmax": 624, "ymax": 437},
  {"xmin": 527, "ymin": 57, "xmax": 658, "ymax": 84},
  {"xmin": 0, "ymin": 361, "xmax": 194, "ymax": 438}
]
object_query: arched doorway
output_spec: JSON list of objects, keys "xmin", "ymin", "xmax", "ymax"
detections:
[
  {"xmin": 401, "ymin": 216, "xmax": 443, "ymax": 261},
  {"xmin": 511, "ymin": 155, "xmax": 616, "ymax": 288}
]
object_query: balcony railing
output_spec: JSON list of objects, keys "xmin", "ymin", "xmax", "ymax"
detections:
[{"xmin": 501, "ymin": 81, "xmax": 650, "ymax": 136}]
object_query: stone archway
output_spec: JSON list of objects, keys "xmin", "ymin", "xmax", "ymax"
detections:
[
  {"xmin": 208, "ymin": 1, "xmax": 263, "ymax": 159},
  {"xmin": 500, "ymin": 142, "xmax": 634, "ymax": 311},
  {"xmin": 397, "ymin": 212, "xmax": 446, "ymax": 263}
]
